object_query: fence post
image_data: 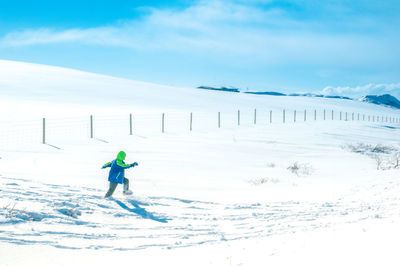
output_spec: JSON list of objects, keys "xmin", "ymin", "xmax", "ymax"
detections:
[
  {"xmin": 314, "ymin": 110, "xmax": 317, "ymax": 121},
  {"xmin": 129, "ymin": 114, "xmax": 133, "ymax": 135},
  {"xmin": 324, "ymin": 110, "xmax": 326, "ymax": 120},
  {"xmin": 358, "ymin": 113, "xmax": 360, "ymax": 120},
  {"xmin": 332, "ymin": 110, "xmax": 334, "ymax": 120},
  {"xmin": 42, "ymin": 118, "xmax": 46, "ymax": 144},
  {"xmin": 304, "ymin": 110, "xmax": 307, "ymax": 121},
  {"xmin": 190, "ymin": 112, "xmax": 193, "ymax": 131},
  {"xmin": 90, "ymin": 115, "xmax": 93, "ymax": 138},
  {"xmin": 352, "ymin": 113, "xmax": 354, "ymax": 121},
  {"xmin": 270, "ymin": 110, "xmax": 272, "ymax": 123},
  {"xmin": 162, "ymin": 113, "xmax": 165, "ymax": 133},
  {"xmin": 238, "ymin": 110, "xmax": 240, "ymax": 126},
  {"xmin": 294, "ymin": 110, "xmax": 296, "ymax": 123},
  {"xmin": 254, "ymin": 109, "xmax": 257, "ymax": 125},
  {"xmin": 345, "ymin": 112, "xmax": 348, "ymax": 121},
  {"xmin": 218, "ymin": 112, "xmax": 221, "ymax": 128},
  {"xmin": 283, "ymin": 109, "xmax": 286, "ymax": 123},
  {"xmin": 340, "ymin": 112, "xmax": 342, "ymax": 121}
]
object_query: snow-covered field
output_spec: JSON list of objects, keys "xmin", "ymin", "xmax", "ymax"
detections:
[{"xmin": 1, "ymin": 60, "xmax": 400, "ymax": 265}]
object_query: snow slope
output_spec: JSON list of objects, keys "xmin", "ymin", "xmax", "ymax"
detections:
[{"xmin": 1, "ymin": 60, "xmax": 400, "ymax": 265}]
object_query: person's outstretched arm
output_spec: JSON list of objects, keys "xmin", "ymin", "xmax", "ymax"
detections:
[{"xmin": 102, "ymin": 162, "xmax": 112, "ymax": 169}]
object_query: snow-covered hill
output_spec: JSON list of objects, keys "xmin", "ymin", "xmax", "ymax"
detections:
[
  {"xmin": 361, "ymin": 94, "xmax": 400, "ymax": 109},
  {"xmin": 1, "ymin": 60, "xmax": 400, "ymax": 266}
]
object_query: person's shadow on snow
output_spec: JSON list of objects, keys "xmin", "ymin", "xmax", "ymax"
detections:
[{"xmin": 114, "ymin": 199, "xmax": 169, "ymax": 223}]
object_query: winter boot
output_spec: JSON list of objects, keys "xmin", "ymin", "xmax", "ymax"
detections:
[{"xmin": 123, "ymin": 178, "xmax": 132, "ymax": 195}]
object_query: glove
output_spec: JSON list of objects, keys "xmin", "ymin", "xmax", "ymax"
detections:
[
  {"xmin": 101, "ymin": 165, "xmax": 106, "ymax": 169},
  {"xmin": 131, "ymin": 162, "xmax": 138, "ymax": 167}
]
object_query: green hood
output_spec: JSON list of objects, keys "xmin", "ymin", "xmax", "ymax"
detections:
[{"xmin": 117, "ymin": 151, "xmax": 126, "ymax": 161}]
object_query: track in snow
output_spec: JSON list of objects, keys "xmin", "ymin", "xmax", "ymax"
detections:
[{"xmin": 0, "ymin": 176, "xmax": 394, "ymax": 251}]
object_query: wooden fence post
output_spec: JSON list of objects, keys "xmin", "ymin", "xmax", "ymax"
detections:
[
  {"xmin": 294, "ymin": 110, "xmax": 296, "ymax": 123},
  {"xmin": 283, "ymin": 109, "xmax": 286, "ymax": 123},
  {"xmin": 340, "ymin": 112, "xmax": 342, "ymax": 121},
  {"xmin": 270, "ymin": 110, "xmax": 272, "ymax": 123},
  {"xmin": 238, "ymin": 110, "xmax": 240, "ymax": 126},
  {"xmin": 331, "ymin": 110, "xmax": 334, "ymax": 120},
  {"xmin": 345, "ymin": 112, "xmax": 348, "ymax": 121},
  {"xmin": 254, "ymin": 109, "xmax": 257, "ymax": 125},
  {"xmin": 218, "ymin": 112, "xmax": 221, "ymax": 128},
  {"xmin": 190, "ymin": 112, "xmax": 193, "ymax": 131},
  {"xmin": 42, "ymin": 118, "xmax": 46, "ymax": 144},
  {"xmin": 90, "ymin": 115, "xmax": 93, "ymax": 138},
  {"xmin": 162, "ymin": 113, "xmax": 165, "ymax": 133},
  {"xmin": 129, "ymin": 114, "xmax": 133, "ymax": 135},
  {"xmin": 304, "ymin": 110, "xmax": 307, "ymax": 121},
  {"xmin": 314, "ymin": 110, "xmax": 317, "ymax": 121},
  {"xmin": 324, "ymin": 110, "xmax": 326, "ymax": 120}
]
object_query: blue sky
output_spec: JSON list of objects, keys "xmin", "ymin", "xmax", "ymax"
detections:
[{"xmin": 0, "ymin": 0, "xmax": 399, "ymax": 93}]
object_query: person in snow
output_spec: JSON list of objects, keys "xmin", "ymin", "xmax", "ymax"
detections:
[{"xmin": 102, "ymin": 151, "xmax": 138, "ymax": 198}]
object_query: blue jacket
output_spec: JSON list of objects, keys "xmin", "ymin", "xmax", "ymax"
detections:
[{"xmin": 102, "ymin": 151, "xmax": 136, "ymax": 184}]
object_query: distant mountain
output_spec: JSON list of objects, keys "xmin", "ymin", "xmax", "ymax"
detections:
[
  {"xmin": 360, "ymin": 94, "xmax": 400, "ymax": 109},
  {"xmin": 288, "ymin": 93, "xmax": 352, "ymax": 100},
  {"xmin": 244, "ymin": 91, "xmax": 353, "ymax": 100},
  {"xmin": 197, "ymin": 86, "xmax": 240, "ymax": 93},
  {"xmin": 244, "ymin": 91, "xmax": 286, "ymax": 96},
  {"xmin": 197, "ymin": 87, "xmax": 400, "ymax": 110}
]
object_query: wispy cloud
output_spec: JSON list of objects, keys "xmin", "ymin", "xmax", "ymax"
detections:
[
  {"xmin": 1, "ymin": 0, "xmax": 399, "ymax": 78},
  {"xmin": 322, "ymin": 83, "xmax": 400, "ymax": 99}
]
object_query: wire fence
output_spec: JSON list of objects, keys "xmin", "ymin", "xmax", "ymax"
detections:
[{"xmin": 0, "ymin": 108, "xmax": 399, "ymax": 147}]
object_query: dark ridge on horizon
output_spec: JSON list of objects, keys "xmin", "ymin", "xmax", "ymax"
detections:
[
  {"xmin": 197, "ymin": 86, "xmax": 240, "ymax": 93},
  {"xmin": 197, "ymin": 86, "xmax": 400, "ymax": 109}
]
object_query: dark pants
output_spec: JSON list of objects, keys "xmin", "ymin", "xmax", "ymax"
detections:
[{"xmin": 104, "ymin": 178, "xmax": 129, "ymax": 198}]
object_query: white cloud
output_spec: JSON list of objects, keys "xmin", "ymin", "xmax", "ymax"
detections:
[
  {"xmin": 322, "ymin": 83, "xmax": 400, "ymax": 99},
  {"xmin": 0, "ymin": 0, "xmax": 399, "ymax": 67}
]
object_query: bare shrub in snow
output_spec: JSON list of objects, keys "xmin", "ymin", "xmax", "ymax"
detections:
[
  {"xmin": 344, "ymin": 143, "xmax": 396, "ymax": 155},
  {"xmin": 344, "ymin": 143, "xmax": 400, "ymax": 171},
  {"xmin": 249, "ymin": 177, "xmax": 279, "ymax": 186},
  {"xmin": 266, "ymin": 162, "xmax": 276, "ymax": 168},
  {"xmin": 371, "ymin": 154, "xmax": 384, "ymax": 170},
  {"xmin": 287, "ymin": 162, "xmax": 313, "ymax": 176},
  {"xmin": 3, "ymin": 202, "xmax": 17, "ymax": 219},
  {"xmin": 372, "ymin": 152, "xmax": 400, "ymax": 170},
  {"xmin": 3, "ymin": 203, "xmax": 43, "ymax": 222},
  {"xmin": 391, "ymin": 152, "xmax": 400, "ymax": 169},
  {"xmin": 58, "ymin": 208, "xmax": 81, "ymax": 218},
  {"xmin": 371, "ymin": 144, "xmax": 396, "ymax": 154}
]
